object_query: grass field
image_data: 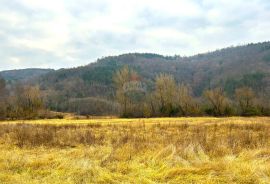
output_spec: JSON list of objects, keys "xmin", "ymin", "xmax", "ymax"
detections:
[{"xmin": 0, "ymin": 117, "xmax": 270, "ymax": 184}]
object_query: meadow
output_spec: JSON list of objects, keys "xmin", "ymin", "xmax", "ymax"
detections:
[{"xmin": 0, "ymin": 117, "xmax": 270, "ymax": 184}]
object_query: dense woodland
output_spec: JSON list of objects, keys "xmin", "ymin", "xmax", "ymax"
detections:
[{"xmin": 0, "ymin": 42, "xmax": 270, "ymax": 119}]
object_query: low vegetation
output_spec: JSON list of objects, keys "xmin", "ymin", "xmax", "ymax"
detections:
[{"xmin": 0, "ymin": 117, "xmax": 270, "ymax": 183}]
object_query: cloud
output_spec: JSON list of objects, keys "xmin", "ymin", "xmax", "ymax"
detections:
[{"xmin": 0, "ymin": 0, "xmax": 269, "ymax": 70}]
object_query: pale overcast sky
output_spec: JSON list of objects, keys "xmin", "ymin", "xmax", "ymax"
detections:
[{"xmin": 0, "ymin": 0, "xmax": 270, "ymax": 70}]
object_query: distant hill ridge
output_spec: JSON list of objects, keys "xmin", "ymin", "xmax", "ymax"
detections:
[
  {"xmin": 37, "ymin": 41, "xmax": 270, "ymax": 95},
  {"xmin": 0, "ymin": 68, "xmax": 54, "ymax": 82},
  {"xmin": 1, "ymin": 42, "xmax": 269, "ymax": 114}
]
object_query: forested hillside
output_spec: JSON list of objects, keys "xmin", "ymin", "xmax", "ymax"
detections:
[
  {"xmin": 0, "ymin": 69, "xmax": 54, "ymax": 83},
  {"xmin": 1, "ymin": 42, "xmax": 270, "ymax": 117}
]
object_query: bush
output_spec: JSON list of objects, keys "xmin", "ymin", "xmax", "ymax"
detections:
[
  {"xmin": 242, "ymin": 107, "xmax": 261, "ymax": 116},
  {"xmin": 261, "ymin": 107, "xmax": 270, "ymax": 116},
  {"xmin": 160, "ymin": 105, "xmax": 178, "ymax": 117},
  {"xmin": 224, "ymin": 106, "xmax": 236, "ymax": 116}
]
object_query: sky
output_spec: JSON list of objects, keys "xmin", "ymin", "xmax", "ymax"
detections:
[{"xmin": 0, "ymin": 0, "xmax": 270, "ymax": 71}]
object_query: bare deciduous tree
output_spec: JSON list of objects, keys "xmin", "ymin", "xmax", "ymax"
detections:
[
  {"xmin": 177, "ymin": 84, "xmax": 199, "ymax": 116},
  {"xmin": 14, "ymin": 85, "xmax": 44, "ymax": 119},
  {"xmin": 0, "ymin": 77, "xmax": 7, "ymax": 119},
  {"xmin": 113, "ymin": 66, "xmax": 140, "ymax": 117},
  {"xmin": 204, "ymin": 88, "xmax": 229, "ymax": 116},
  {"xmin": 235, "ymin": 87, "xmax": 259, "ymax": 115},
  {"xmin": 154, "ymin": 74, "xmax": 177, "ymax": 116}
]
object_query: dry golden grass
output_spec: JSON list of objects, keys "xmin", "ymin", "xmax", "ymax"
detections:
[{"xmin": 0, "ymin": 117, "xmax": 270, "ymax": 183}]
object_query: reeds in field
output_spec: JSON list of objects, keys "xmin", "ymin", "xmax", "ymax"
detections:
[
  {"xmin": 0, "ymin": 117, "xmax": 270, "ymax": 183},
  {"xmin": 0, "ymin": 119, "xmax": 270, "ymax": 155}
]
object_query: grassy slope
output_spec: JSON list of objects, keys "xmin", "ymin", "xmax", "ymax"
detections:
[{"xmin": 0, "ymin": 117, "xmax": 270, "ymax": 184}]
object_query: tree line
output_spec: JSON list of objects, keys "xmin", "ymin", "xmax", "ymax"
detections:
[
  {"xmin": 114, "ymin": 66, "xmax": 270, "ymax": 118},
  {"xmin": 0, "ymin": 77, "xmax": 44, "ymax": 120},
  {"xmin": 0, "ymin": 65, "xmax": 269, "ymax": 120}
]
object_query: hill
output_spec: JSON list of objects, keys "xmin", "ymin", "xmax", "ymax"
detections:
[
  {"xmin": 39, "ymin": 42, "xmax": 270, "ymax": 94},
  {"xmin": 2, "ymin": 42, "xmax": 270, "ymax": 115},
  {"xmin": 0, "ymin": 68, "xmax": 54, "ymax": 83}
]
